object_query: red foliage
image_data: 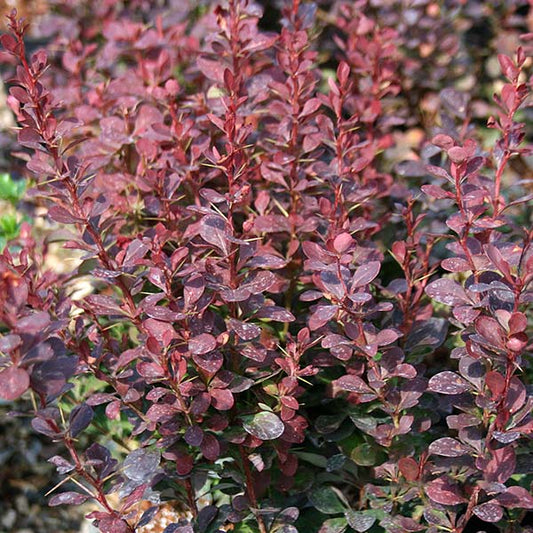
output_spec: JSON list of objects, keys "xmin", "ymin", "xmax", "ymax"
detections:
[{"xmin": 1, "ymin": 1, "xmax": 532, "ymax": 532}]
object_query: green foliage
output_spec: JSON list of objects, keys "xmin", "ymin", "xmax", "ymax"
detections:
[{"xmin": 0, "ymin": 173, "xmax": 25, "ymax": 205}]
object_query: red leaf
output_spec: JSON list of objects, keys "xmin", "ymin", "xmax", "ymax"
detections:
[
  {"xmin": 98, "ymin": 517, "xmax": 130, "ymax": 533},
  {"xmin": 497, "ymin": 486, "xmax": 533, "ymax": 509},
  {"xmin": 255, "ymin": 306, "xmax": 295, "ymax": 322},
  {"xmin": 333, "ymin": 232, "xmax": 354, "ymax": 253},
  {"xmin": 48, "ymin": 205, "xmax": 82, "ymax": 224},
  {"xmin": 220, "ymin": 286, "xmax": 251, "ymax": 302},
  {"xmin": 448, "ymin": 146, "xmax": 467, "ymax": 163},
  {"xmin": 475, "ymin": 316, "xmax": 505, "ymax": 348},
  {"xmin": 441, "ymin": 257, "xmax": 472, "ymax": 273},
  {"xmin": 426, "ymin": 278, "xmax": 469, "ymax": 306},
  {"xmin": 201, "ymin": 433, "xmax": 220, "ymax": 461},
  {"xmin": 0, "ymin": 34, "xmax": 18, "ymax": 53},
  {"xmin": 244, "ymin": 271, "xmax": 277, "ymax": 293},
  {"xmin": 486, "ymin": 371, "xmax": 506, "ymax": 399},
  {"xmin": 199, "ymin": 215, "xmax": 229, "ymax": 255},
  {"xmin": 484, "ymin": 244, "xmax": 512, "ymax": 282},
  {"xmin": 398, "ymin": 457, "xmax": 419, "ymax": 481},
  {"xmin": 197, "ymin": 57, "xmax": 226, "ymax": 84},
  {"xmin": 429, "ymin": 438, "xmax": 468, "ymax": 457},
  {"xmin": 122, "ymin": 239, "xmax": 149, "ymax": 266},
  {"xmin": 228, "ymin": 319, "xmax": 261, "ymax": 341},
  {"xmin": 69, "ymin": 403, "xmax": 93, "ymax": 438},
  {"xmin": 432, "ymin": 134, "xmax": 454, "ymax": 149},
  {"xmin": 425, "ymin": 477, "xmax": 467, "ymax": 505},
  {"xmin": 184, "ymin": 425, "xmax": 204, "ymax": 446},
  {"xmin": 428, "ymin": 371, "xmax": 470, "ymax": 395},
  {"xmin": 473, "ymin": 501, "xmax": 503, "ymax": 523},
  {"xmin": 334, "ymin": 375, "xmax": 373, "ymax": 394},
  {"xmin": 143, "ymin": 318, "xmax": 178, "ymax": 344},
  {"xmin": 351, "ymin": 262, "xmax": 381, "ymax": 289},
  {"xmin": 421, "ymin": 185, "xmax": 454, "ymax": 200},
  {"xmin": 498, "ymin": 54, "xmax": 518, "ymax": 81},
  {"xmin": 376, "ymin": 329, "xmax": 400, "ymax": 346},
  {"xmin": 49, "ymin": 491, "xmax": 89, "ymax": 506},
  {"xmin": 485, "ymin": 445, "xmax": 515, "ymax": 483},
  {"xmin": 193, "ymin": 350, "xmax": 223, "ymax": 375},
  {"xmin": 189, "ymin": 333, "xmax": 217, "ymax": 355},
  {"xmin": 0, "ymin": 366, "xmax": 30, "ymax": 400},
  {"xmin": 176, "ymin": 455, "xmax": 194, "ymax": 476},
  {"xmin": 210, "ymin": 388, "xmax": 234, "ymax": 411},
  {"xmin": 184, "ymin": 275, "xmax": 205, "ymax": 309},
  {"xmin": 84, "ymin": 294, "xmax": 122, "ymax": 315},
  {"xmin": 504, "ymin": 377, "xmax": 526, "ymax": 414},
  {"xmin": 320, "ymin": 270, "xmax": 346, "ymax": 300},
  {"xmin": 16, "ymin": 311, "xmax": 50, "ymax": 335},
  {"xmin": 509, "ymin": 312, "xmax": 527, "ymax": 334},
  {"xmin": 300, "ymin": 98, "xmax": 322, "ymax": 118},
  {"xmin": 309, "ymin": 305, "xmax": 338, "ymax": 331},
  {"xmin": 426, "ymin": 164, "xmax": 453, "ymax": 182}
]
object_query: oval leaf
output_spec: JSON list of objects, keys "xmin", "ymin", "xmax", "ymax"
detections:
[
  {"xmin": 345, "ymin": 511, "xmax": 376, "ymax": 532},
  {"xmin": 426, "ymin": 278, "xmax": 469, "ymax": 306},
  {"xmin": 123, "ymin": 448, "xmax": 161, "ymax": 482},
  {"xmin": 425, "ymin": 477, "xmax": 466, "ymax": 505},
  {"xmin": 309, "ymin": 486, "xmax": 346, "ymax": 515},
  {"xmin": 473, "ymin": 501, "xmax": 503, "ymax": 523},
  {"xmin": 49, "ymin": 491, "xmax": 89, "ymax": 506},
  {"xmin": 429, "ymin": 438, "xmax": 468, "ymax": 457},
  {"xmin": 0, "ymin": 366, "xmax": 29, "ymax": 400},
  {"xmin": 351, "ymin": 262, "xmax": 381, "ymax": 289},
  {"xmin": 243, "ymin": 411, "xmax": 285, "ymax": 440},
  {"xmin": 428, "ymin": 371, "xmax": 470, "ymax": 395}
]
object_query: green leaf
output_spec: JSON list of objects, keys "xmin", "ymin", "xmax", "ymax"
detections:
[
  {"xmin": 350, "ymin": 443, "xmax": 377, "ymax": 466},
  {"xmin": 344, "ymin": 510, "xmax": 376, "ymax": 532},
  {"xmin": 232, "ymin": 521, "xmax": 257, "ymax": 533},
  {"xmin": 294, "ymin": 452, "xmax": 328, "ymax": 468},
  {"xmin": 0, "ymin": 173, "xmax": 25, "ymax": 204},
  {"xmin": 318, "ymin": 517, "xmax": 348, "ymax": 533},
  {"xmin": 326, "ymin": 454, "xmax": 346, "ymax": 472},
  {"xmin": 242, "ymin": 411, "xmax": 285, "ymax": 440},
  {"xmin": 0, "ymin": 214, "xmax": 20, "ymax": 238},
  {"xmin": 309, "ymin": 486, "xmax": 347, "ymax": 515}
]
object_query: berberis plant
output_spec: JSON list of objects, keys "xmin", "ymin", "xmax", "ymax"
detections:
[{"xmin": 1, "ymin": 1, "xmax": 532, "ymax": 532}]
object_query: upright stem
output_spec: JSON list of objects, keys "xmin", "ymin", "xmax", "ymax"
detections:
[{"xmin": 239, "ymin": 444, "xmax": 268, "ymax": 533}]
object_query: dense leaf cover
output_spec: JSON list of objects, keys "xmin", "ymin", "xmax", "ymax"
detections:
[{"xmin": 0, "ymin": 1, "xmax": 532, "ymax": 532}]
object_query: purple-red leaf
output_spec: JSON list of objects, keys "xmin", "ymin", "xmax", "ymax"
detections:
[
  {"xmin": 428, "ymin": 372, "xmax": 471, "ymax": 395},
  {"xmin": 421, "ymin": 184, "xmax": 454, "ymax": 200},
  {"xmin": 255, "ymin": 306, "xmax": 295, "ymax": 322},
  {"xmin": 426, "ymin": 278, "xmax": 469, "ymax": 306},
  {"xmin": 351, "ymin": 262, "xmax": 381, "ymax": 289},
  {"xmin": 193, "ymin": 350, "xmax": 223, "ymax": 375},
  {"xmin": 473, "ymin": 501, "xmax": 503, "ymax": 523},
  {"xmin": 228, "ymin": 319, "xmax": 261, "ymax": 341},
  {"xmin": 69, "ymin": 403, "xmax": 94, "ymax": 438},
  {"xmin": 49, "ymin": 491, "xmax": 89, "ymax": 506},
  {"xmin": 334, "ymin": 375, "xmax": 373, "ymax": 394},
  {"xmin": 309, "ymin": 305, "xmax": 338, "ymax": 330},
  {"xmin": 48, "ymin": 205, "xmax": 82, "ymax": 224},
  {"xmin": 200, "ymin": 433, "xmax": 220, "ymax": 461},
  {"xmin": 199, "ymin": 215, "xmax": 229, "ymax": 255},
  {"xmin": 210, "ymin": 388, "xmax": 234, "ymax": 411},
  {"xmin": 429, "ymin": 438, "xmax": 468, "ymax": 457},
  {"xmin": 425, "ymin": 477, "xmax": 467, "ymax": 505},
  {"xmin": 0, "ymin": 366, "xmax": 30, "ymax": 400},
  {"xmin": 497, "ymin": 486, "xmax": 533, "ymax": 509},
  {"xmin": 189, "ymin": 333, "xmax": 217, "ymax": 355}
]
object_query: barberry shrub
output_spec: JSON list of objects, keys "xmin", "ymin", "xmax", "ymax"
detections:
[{"xmin": 1, "ymin": 1, "xmax": 532, "ymax": 532}]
